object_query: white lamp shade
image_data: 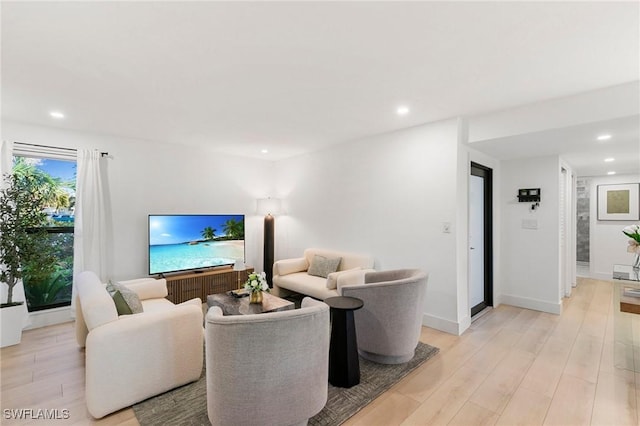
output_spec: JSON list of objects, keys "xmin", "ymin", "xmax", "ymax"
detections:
[
  {"xmin": 233, "ymin": 260, "xmax": 246, "ymax": 271},
  {"xmin": 256, "ymin": 198, "xmax": 282, "ymax": 216}
]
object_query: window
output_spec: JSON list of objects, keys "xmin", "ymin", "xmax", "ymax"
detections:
[{"xmin": 12, "ymin": 155, "xmax": 76, "ymax": 311}]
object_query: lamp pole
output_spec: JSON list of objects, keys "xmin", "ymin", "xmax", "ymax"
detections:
[
  {"xmin": 263, "ymin": 213, "xmax": 275, "ymax": 287},
  {"xmin": 257, "ymin": 197, "xmax": 281, "ymax": 288}
]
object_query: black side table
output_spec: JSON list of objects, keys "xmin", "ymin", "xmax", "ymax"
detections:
[{"xmin": 325, "ymin": 296, "xmax": 364, "ymax": 388}]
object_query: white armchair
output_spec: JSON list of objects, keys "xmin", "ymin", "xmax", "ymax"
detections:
[
  {"xmin": 205, "ymin": 297, "xmax": 330, "ymax": 426},
  {"xmin": 340, "ymin": 269, "xmax": 428, "ymax": 364},
  {"xmin": 75, "ymin": 271, "xmax": 203, "ymax": 418}
]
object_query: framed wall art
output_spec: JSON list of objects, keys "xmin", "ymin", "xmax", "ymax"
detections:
[{"xmin": 597, "ymin": 183, "xmax": 640, "ymax": 221}]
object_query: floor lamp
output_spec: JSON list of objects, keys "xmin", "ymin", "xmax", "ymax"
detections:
[{"xmin": 257, "ymin": 198, "xmax": 281, "ymax": 287}]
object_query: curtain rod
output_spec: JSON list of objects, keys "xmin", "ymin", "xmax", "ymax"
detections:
[{"xmin": 14, "ymin": 141, "xmax": 109, "ymax": 157}]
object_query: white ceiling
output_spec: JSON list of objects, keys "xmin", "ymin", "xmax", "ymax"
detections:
[
  {"xmin": 1, "ymin": 1, "xmax": 639, "ymax": 175},
  {"xmin": 470, "ymin": 115, "xmax": 640, "ymax": 177}
]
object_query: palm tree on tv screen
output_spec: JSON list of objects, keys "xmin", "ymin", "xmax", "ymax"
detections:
[
  {"xmin": 223, "ymin": 219, "xmax": 244, "ymax": 239},
  {"xmin": 201, "ymin": 227, "xmax": 216, "ymax": 241}
]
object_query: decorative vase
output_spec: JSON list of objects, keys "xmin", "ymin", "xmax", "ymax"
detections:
[
  {"xmin": 633, "ymin": 253, "xmax": 640, "ymax": 270},
  {"xmin": 249, "ymin": 290, "xmax": 263, "ymax": 304}
]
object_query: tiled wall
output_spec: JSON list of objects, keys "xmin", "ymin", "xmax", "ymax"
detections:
[{"xmin": 576, "ymin": 178, "xmax": 590, "ymax": 262}]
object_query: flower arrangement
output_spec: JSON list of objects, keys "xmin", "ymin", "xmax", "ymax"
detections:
[
  {"xmin": 244, "ymin": 272, "xmax": 269, "ymax": 293},
  {"xmin": 623, "ymin": 224, "xmax": 640, "ymax": 254}
]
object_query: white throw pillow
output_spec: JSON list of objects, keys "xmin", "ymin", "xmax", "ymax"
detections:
[
  {"xmin": 110, "ymin": 282, "xmax": 144, "ymax": 315},
  {"xmin": 308, "ymin": 255, "xmax": 341, "ymax": 278}
]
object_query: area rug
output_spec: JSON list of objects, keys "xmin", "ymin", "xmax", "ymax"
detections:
[{"xmin": 133, "ymin": 342, "xmax": 439, "ymax": 426}]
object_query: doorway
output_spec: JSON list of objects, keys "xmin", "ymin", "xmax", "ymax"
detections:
[
  {"xmin": 575, "ymin": 178, "xmax": 590, "ymax": 277},
  {"xmin": 560, "ymin": 166, "xmax": 576, "ymax": 296},
  {"xmin": 469, "ymin": 162, "xmax": 493, "ymax": 317}
]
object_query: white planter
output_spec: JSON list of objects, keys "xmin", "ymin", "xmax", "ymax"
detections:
[{"xmin": 1, "ymin": 303, "xmax": 24, "ymax": 347}]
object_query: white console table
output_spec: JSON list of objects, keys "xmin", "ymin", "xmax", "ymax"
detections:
[{"xmin": 612, "ymin": 264, "xmax": 640, "ymax": 372}]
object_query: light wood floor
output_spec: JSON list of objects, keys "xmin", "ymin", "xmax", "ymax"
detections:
[{"xmin": 1, "ymin": 277, "xmax": 638, "ymax": 425}]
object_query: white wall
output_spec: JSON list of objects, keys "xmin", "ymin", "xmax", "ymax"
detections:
[
  {"xmin": 2, "ymin": 120, "xmax": 273, "ymax": 280},
  {"xmin": 4, "ymin": 117, "xmax": 570, "ymax": 333},
  {"xmin": 500, "ymin": 155, "xmax": 562, "ymax": 314},
  {"xmin": 3, "ymin": 118, "xmax": 480, "ymax": 334},
  {"xmin": 273, "ymin": 118, "xmax": 466, "ymax": 333},
  {"xmin": 588, "ymin": 173, "xmax": 640, "ymax": 279}
]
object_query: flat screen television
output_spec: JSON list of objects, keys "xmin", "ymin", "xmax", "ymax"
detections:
[{"xmin": 148, "ymin": 214, "xmax": 245, "ymax": 275}]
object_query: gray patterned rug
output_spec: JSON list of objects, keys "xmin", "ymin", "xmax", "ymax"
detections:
[{"xmin": 133, "ymin": 342, "xmax": 439, "ymax": 426}]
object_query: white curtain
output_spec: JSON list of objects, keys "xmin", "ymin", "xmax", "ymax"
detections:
[
  {"xmin": 0, "ymin": 140, "xmax": 31, "ymax": 328},
  {"xmin": 71, "ymin": 150, "xmax": 108, "ymax": 316}
]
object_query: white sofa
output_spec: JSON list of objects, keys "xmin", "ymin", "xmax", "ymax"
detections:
[
  {"xmin": 75, "ymin": 271, "xmax": 204, "ymax": 418},
  {"xmin": 272, "ymin": 248, "xmax": 375, "ymax": 300}
]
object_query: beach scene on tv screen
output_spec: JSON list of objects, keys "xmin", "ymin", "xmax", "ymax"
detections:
[{"xmin": 149, "ymin": 214, "xmax": 245, "ymax": 274}]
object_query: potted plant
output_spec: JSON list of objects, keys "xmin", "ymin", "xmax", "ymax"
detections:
[
  {"xmin": 0, "ymin": 172, "xmax": 53, "ymax": 347},
  {"xmin": 244, "ymin": 271, "xmax": 269, "ymax": 304}
]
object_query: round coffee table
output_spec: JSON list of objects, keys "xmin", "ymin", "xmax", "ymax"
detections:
[{"xmin": 324, "ymin": 296, "xmax": 364, "ymax": 388}]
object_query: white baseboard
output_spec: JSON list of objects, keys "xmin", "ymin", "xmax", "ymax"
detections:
[
  {"xmin": 423, "ymin": 313, "xmax": 468, "ymax": 335},
  {"xmin": 500, "ymin": 294, "xmax": 562, "ymax": 315},
  {"xmin": 493, "ymin": 294, "xmax": 502, "ymax": 307},
  {"xmin": 25, "ymin": 306, "xmax": 73, "ymax": 330},
  {"xmin": 458, "ymin": 315, "xmax": 471, "ymax": 335}
]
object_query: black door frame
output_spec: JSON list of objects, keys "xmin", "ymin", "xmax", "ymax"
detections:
[{"xmin": 470, "ymin": 162, "xmax": 494, "ymax": 316}]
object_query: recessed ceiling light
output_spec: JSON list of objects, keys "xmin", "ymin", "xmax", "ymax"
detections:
[
  {"xmin": 607, "ymin": 171, "xmax": 616, "ymax": 175},
  {"xmin": 604, "ymin": 158, "xmax": 615, "ymax": 162},
  {"xmin": 49, "ymin": 111, "xmax": 65, "ymax": 119},
  {"xmin": 396, "ymin": 106, "xmax": 410, "ymax": 116},
  {"xmin": 597, "ymin": 134, "xmax": 612, "ymax": 141},
  {"xmin": 261, "ymin": 149, "xmax": 269, "ymax": 154}
]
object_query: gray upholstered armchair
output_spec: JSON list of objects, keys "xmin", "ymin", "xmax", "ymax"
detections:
[
  {"xmin": 205, "ymin": 297, "xmax": 330, "ymax": 426},
  {"xmin": 340, "ymin": 269, "xmax": 428, "ymax": 364}
]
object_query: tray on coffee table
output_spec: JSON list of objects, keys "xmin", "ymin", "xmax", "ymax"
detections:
[{"xmin": 207, "ymin": 291, "xmax": 294, "ymax": 315}]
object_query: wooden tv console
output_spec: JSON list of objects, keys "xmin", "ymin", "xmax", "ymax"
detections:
[{"xmin": 165, "ymin": 267, "xmax": 254, "ymax": 304}]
